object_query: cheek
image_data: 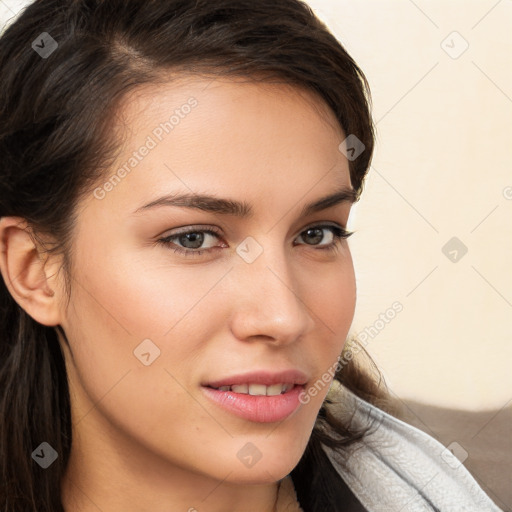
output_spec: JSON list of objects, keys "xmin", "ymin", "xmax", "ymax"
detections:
[
  {"xmin": 299, "ymin": 253, "xmax": 356, "ymax": 404},
  {"xmin": 305, "ymin": 250, "xmax": 356, "ymax": 345},
  {"xmin": 68, "ymin": 244, "xmax": 222, "ymax": 348},
  {"xmin": 61, "ymin": 261, "xmax": 225, "ymax": 468},
  {"xmin": 61, "ymin": 247, "xmax": 231, "ymax": 418},
  {"xmin": 307, "ymin": 261, "xmax": 356, "ymax": 329}
]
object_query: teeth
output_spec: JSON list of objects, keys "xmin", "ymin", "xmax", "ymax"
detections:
[
  {"xmin": 248, "ymin": 384, "xmax": 267, "ymax": 396},
  {"xmin": 265, "ymin": 383, "xmax": 284, "ymax": 396},
  {"xmin": 213, "ymin": 383, "xmax": 294, "ymax": 395},
  {"xmin": 231, "ymin": 384, "xmax": 248, "ymax": 393}
]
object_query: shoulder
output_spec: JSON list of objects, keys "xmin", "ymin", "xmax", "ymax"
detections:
[{"xmin": 321, "ymin": 381, "xmax": 504, "ymax": 512}]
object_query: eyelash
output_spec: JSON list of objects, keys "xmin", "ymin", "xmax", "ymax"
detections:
[{"xmin": 156, "ymin": 224, "xmax": 354, "ymax": 258}]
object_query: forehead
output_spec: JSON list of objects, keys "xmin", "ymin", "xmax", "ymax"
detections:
[
  {"xmin": 119, "ymin": 74, "xmax": 343, "ymax": 134},
  {"xmin": 84, "ymin": 75, "xmax": 351, "ymax": 222}
]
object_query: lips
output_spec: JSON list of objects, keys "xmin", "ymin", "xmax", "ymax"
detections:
[
  {"xmin": 203, "ymin": 369, "xmax": 309, "ymax": 389},
  {"xmin": 201, "ymin": 384, "xmax": 305, "ymax": 423},
  {"xmin": 201, "ymin": 369, "xmax": 309, "ymax": 422}
]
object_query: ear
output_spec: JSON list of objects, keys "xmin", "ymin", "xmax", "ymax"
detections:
[{"xmin": 0, "ymin": 216, "xmax": 63, "ymax": 326}]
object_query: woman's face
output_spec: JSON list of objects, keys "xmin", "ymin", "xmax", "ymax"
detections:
[{"xmin": 58, "ymin": 76, "xmax": 356, "ymax": 494}]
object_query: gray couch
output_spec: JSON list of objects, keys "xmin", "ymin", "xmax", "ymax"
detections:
[{"xmin": 397, "ymin": 397, "xmax": 512, "ymax": 511}]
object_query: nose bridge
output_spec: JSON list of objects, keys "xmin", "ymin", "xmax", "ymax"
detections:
[{"xmin": 228, "ymin": 233, "xmax": 312, "ymax": 343}]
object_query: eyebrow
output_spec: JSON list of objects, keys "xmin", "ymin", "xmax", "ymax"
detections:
[{"xmin": 132, "ymin": 186, "xmax": 357, "ymax": 218}]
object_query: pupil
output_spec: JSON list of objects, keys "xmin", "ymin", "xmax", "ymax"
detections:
[
  {"xmin": 180, "ymin": 232, "xmax": 204, "ymax": 249},
  {"xmin": 305, "ymin": 228, "xmax": 322, "ymax": 245}
]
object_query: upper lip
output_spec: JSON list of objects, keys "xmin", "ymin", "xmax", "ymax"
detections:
[{"xmin": 204, "ymin": 369, "xmax": 308, "ymax": 388}]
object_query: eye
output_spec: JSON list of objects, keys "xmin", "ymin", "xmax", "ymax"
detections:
[
  {"xmin": 294, "ymin": 224, "xmax": 353, "ymax": 252},
  {"xmin": 156, "ymin": 223, "xmax": 354, "ymax": 258},
  {"xmin": 157, "ymin": 226, "xmax": 224, "ymax": 258}
]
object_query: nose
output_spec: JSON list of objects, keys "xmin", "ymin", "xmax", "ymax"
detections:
[{"xmin": 227, "ymin": 237, "xmax": 315, "ymax": 346}]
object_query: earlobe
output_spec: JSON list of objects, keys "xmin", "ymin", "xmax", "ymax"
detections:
[{"xmin": 0, "ymin": 217, "xmax": 62, "ymax": 326}]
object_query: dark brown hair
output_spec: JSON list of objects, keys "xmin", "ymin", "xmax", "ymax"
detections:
[{"xmin": 0, "ymin": 1, "xmax": 399, "ymax": 510}]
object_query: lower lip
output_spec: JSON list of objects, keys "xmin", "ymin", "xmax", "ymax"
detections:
[{"xmin": 201, "ymin": 384, "xmax": 304, "ymax": 423}]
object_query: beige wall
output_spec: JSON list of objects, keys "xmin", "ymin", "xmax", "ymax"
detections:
[
  {"xmin": 2, "ymin": 0, "xmax": 510, "ymax": 409},
  {"xmin": 306, "ymin": 0, "xmax": 512, "ymax": 409}
]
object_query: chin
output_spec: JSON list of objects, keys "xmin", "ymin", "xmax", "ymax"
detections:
[
  {"xmin": 222, "ymin": 436, "xmax": 308, "ymax": 484},
  {"xmin": 224, "ymin": 462, "xmax": 299, "ymax": 485}
]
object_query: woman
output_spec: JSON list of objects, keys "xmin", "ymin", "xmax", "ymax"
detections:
[{"xmin": 0, "ymin": 0, "xmax": 503, "ymax": 511}]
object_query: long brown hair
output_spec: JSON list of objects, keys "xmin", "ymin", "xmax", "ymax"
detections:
[{"xmin": 0, "ymin": 1, "xmax": 399, "ymax": 510}]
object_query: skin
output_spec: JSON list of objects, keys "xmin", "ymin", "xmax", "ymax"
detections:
[{"xmin": 0, "ymin": 76, "xmax": 357, "ymax": 511}]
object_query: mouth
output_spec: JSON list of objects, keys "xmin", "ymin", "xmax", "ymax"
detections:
[
  {"xmin": 205, "ymin": 383, "xmax": 295, "ymax": 395},
  {"xmin": 200, "ymin": 369, "xmax": 308, "ymax": 423}
]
